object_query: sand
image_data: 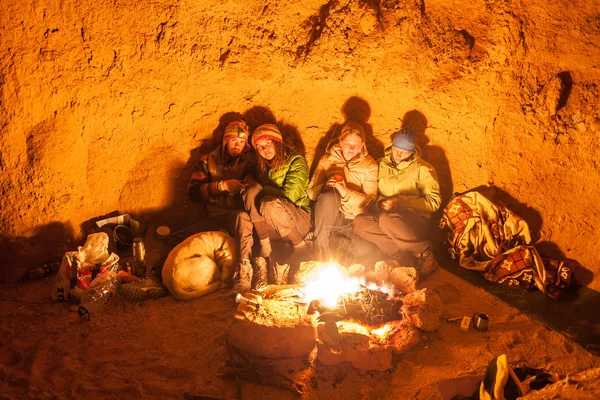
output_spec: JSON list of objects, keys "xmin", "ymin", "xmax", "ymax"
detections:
[{"xmin": 2, "ymin": 266, "xmax": 598, "ymax": 400}]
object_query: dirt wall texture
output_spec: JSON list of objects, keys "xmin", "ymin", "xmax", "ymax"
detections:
[{"xmin": 1, "ymin": 0, "xmax": 600, "ymax": 287}]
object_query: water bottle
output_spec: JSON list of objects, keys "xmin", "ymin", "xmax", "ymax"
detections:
[
  {"xmin": 77, "ymin": 270, "xmax": 120, "ymax": 319},
  {"xmin": 27, "ymin": 261, "xmax": 61, "ymax": 280},
  {"xmin": 132, "ymin": 237, "xmax": 147, "ymax": 278}
]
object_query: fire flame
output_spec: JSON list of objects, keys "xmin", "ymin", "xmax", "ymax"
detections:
[
  {"xmin": 302, "ymin": 263, "xmax": 363, "ymax": 306},
  {"xmin": 302, "ymin": 262, "xmax": 394, "ymax": 306}
]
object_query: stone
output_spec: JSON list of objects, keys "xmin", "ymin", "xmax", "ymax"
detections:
[
  {"xmin": 401, "ymin": 289, "xmax": 444, "ymax": 332},
  {"xmin": 317, "ymin": 332, "xmax": 393, "ymax": 371},
  {"xmin": 390, "ymin": 266, "xmax": 418, "ymax": 293},
  {"xmin": 227, "ymin": 295, "xmax": 317, "ymax": 359}
]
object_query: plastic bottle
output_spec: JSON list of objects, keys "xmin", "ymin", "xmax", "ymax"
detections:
[
  {"xmin": 77, "ymin": 270, "xmax": 120, "ymax": 319},
  {"xmin": 27, "ymin": 261, "xmax": 61, "ymax": 280}
]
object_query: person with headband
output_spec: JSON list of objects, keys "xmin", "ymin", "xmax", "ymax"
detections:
[
  {"xmin": 155, "ymin": 119, "xmax": 256, "ymax": 278},
  {"xmin": 188, "ymin": 119, "xmax": 256, "ymax": 220},
  {"xmin": 354, "ymin": 127, "xmax": 442, "ymax": 275},
  {"xmin": 308, "ymin": 121, "xmax": 378, "ymax": 261},
  {"xmin": 231, "ymin": 123, "xmax": 312, "ymax": 293}
]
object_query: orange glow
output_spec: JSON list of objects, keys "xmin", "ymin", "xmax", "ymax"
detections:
[
  {"xmin": 302, "ymin": 262, "xmax": 395, "ymax": 306},
  {"xmin": 337, "ymin": 321, "xmax": 370, "ymax": 336}
]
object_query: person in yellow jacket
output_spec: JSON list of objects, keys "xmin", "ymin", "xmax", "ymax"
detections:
[
  {"xmin": 354, "ymin": 128, "xmax": 442, "ymax": 274},
  {"xmin": 308, "ymin": 122, "xmax": 378, "ymax": 261}
]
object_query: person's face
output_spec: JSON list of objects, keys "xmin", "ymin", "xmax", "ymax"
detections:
[
  {"xmin": 255, "ymin": 138, "xmax": 276, "ymax": 161},
  {"xmin": 340, "ymin": 134, "xmax": 363, "ymax": 161},
  {"xmin": 226, "ymin": 137, "xmax": 247, "ymax": 157},
  {"xmin": 392, "ymin": 147, "xmax": 413, "ymax": 163}
]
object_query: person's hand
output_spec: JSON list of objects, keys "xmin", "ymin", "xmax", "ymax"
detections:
[
  {"xmin": 379, "ymin": 198, "xmax": 399, "ymax": 212},
  {"xmin": 222, "ymin": 179, "xmax": 244, "ymax": 194},
  {"xmin": 327, "ymin": 175, "xmax": 347, "ymax": 198}
]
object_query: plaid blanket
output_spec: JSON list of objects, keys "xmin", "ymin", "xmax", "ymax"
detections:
[{"xmin": 440, "ymin": 191, "xmax": 572, "ymax": 299}]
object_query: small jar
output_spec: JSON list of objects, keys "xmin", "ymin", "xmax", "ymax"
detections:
[{"xmin": 156, "ymin": 226, "xmax": 171, "ymax": 240}]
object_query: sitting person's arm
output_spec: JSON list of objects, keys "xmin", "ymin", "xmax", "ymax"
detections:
[
  {"xmin": 339, "ymin": 160, "xmax": 379, "ymax": 212},
  {"xmin": 188, "ymin": 155, "xmax": 221, "ymax": 203},
  {"xmin": 384, "ymin": 165, "xmax": 441, "ymax": 213}
]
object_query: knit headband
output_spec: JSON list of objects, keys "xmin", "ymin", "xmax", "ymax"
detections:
[
  {"xmin": 223, "ymin": 120, "xmax": 249, "ymax": 142},
  {"xmin": 251, "ymin": 124, "xmax": 283, "ymax": 148}
]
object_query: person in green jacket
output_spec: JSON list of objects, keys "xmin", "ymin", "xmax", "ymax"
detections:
[
  {"xmin": 232, "ymin": 123, "xmax": 312, "ymax": 292},
  {"xmin": 354, "ymin": 128, "xmax": 442, "ymax": 275}
]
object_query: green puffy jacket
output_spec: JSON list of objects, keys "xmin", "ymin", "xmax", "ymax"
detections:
[
  {"xmin": 259, "ymin": 153, "xmax": 311, "ymax": 214},
  {"xmin": 378, "ymin": 145, "xmax": 441, "ymax": 218}
]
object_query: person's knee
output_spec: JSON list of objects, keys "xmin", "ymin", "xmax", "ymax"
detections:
[
  {"xmin": 242, "ymin": 183, "xmax": 263, "ymax": 206},
  {"xmin": 316, "ymin": 190, "xmax": 339, "ymax": 212},
  {"xmin": 259, "ymin": 196, "xmax": 280, "ymax": 221},
  {"xmin": 234, "ymin": 211, "xmax": 252, "ymax": 230},
  {"xmin": 353, "ymin": 214, "xmax": 370, "ymax": 234},
  {"xmin": 378, "ymin": 213, "xmax": 395, "ymax": 230}
]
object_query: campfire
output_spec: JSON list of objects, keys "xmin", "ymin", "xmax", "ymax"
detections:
[{"xmin": 226, "ymin": 259, "xmax": 443, "ymax": 395}]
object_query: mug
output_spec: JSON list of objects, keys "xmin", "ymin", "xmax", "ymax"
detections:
[{"xmin": 472, "ymin": 313, "xmax": 490, "ymax": 332}]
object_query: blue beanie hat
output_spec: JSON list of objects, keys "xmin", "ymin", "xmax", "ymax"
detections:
[{"xmin": 392, "ymin": 128, "xmax": 416, "ymax": 152}]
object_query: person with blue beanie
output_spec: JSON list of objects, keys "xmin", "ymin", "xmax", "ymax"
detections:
[{"xmin": 353, "ymin": 127, "xmax": 442, "ymax": 276}]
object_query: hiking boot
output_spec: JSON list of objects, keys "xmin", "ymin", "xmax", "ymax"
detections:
[
  {"xmin": 367, "ymin": 259, "xmax": 399, "ymax": 285},
  {"xmin": 416, "ymin": 247, "xmax": 439, "ymax": 277},
  {"xmin": 253, "ymin": 257, "xmax": 269, "ymax": 292},
  {"xmin": 231, "ymin": 260, "xmax": 253, "ymax": 294},
  {"xmin": 272, "ymin": 262, "xmax": 290, "ymax": 285},
  {"xmin": 287, "ymin": 245, "xmax": 312, "ymax": 283}
]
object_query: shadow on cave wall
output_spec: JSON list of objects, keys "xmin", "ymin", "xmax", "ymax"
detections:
[
  {"xmin": 0, "ymin": 222, "xmax": 75, "ymax": 283},
  {"xmin": 400, "ymin": 109, "xmax": 453, "ymax": 212},
  {"xmin": 139, "ymin": 105, "xmax": 308, "ymax": 233},
  {"xmin": 310, "ymin": 96, "xmax": 384, "ymax": 173}
]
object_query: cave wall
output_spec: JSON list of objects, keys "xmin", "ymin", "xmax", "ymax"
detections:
[{"xmin": 1, "ymin": 0, "xmax": 599, "ymax": 287}]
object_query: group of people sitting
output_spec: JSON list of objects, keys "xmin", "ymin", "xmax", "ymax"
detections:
[{"xmin": 185, "ymin": 118, "xmax": 442, "ymax": 292}]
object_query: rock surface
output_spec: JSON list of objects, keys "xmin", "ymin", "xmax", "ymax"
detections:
[
  {"xmin": 227, "ymin": 296, "xmax": 317, "ymax": 359},
  {"xmin": 402, "ymin": 288, "xmax": 444, "ymax": 332}
]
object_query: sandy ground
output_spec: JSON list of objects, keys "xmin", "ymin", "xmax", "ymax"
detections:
[{"xmin": 1, "ymin": 266, "xmax": 598, "ymax": 400}]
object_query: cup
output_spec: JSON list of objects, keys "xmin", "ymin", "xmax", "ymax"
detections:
[{"xmin": 472, "ymin": 313, "xmax": 489, "ymax": 332}]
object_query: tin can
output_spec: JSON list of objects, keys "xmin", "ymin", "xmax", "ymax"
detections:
[
  {"xmin": 132, "ymin": 237, "xmax": 146, "ymax": 278},
  {"xmin": 472, "ymin": 312, "xmax": 490, "ymax": 332}
]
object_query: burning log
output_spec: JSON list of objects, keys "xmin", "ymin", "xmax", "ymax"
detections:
[{"xmin": 308, "ymin": 285, "xmax": 403, "ymax": 326}]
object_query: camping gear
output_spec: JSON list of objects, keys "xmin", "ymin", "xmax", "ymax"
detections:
[
  {"xmin": 472, "ymin": 313, "xmax": 489, "ymax": 332},
  {"xmin": 132, "ymin": 237, "xmax": 146, "ymax": 278},
  {"xmin": 162, "ymin": 231, "xmax": 237, "ymax": 300},
  {"xmin": 51, "ymin": 232, "xmax": 120, "ymax": 301},
  {"xmin": 113, "ymin": 224, "xmax": 135, "ymax": 250},
  {"xmin": 235, "ymin": 293, "xmax": 262, "ymax": 309},
  {"xmin": 440, "ymin": 191, "xmax": 573, "ymax": 299},
  {"xmin": 27, "ymin": 261, "xmax": 60, "ymax": 280},
  {"xmin": 77, "ymin": 270, "xmax": 120, "ymax": 319}
]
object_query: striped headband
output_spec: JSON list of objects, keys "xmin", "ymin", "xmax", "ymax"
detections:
[{"xmin": 251, "ymin": 124, "xmax": 283, "ymax": 148}]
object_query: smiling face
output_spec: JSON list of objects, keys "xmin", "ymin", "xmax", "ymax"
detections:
[
  {"xmin": 339, "ymin": 134, "xmax": 363, "ymax": 161},
  {"xmin": 226, "ymin": 137, "xmax": 247, "ymax": 157},
  {"xmin": 392, "ymin": 147, "xmax": 413, "ymax": 163},
  {"xmin": 255, "ymin": 138, "xmax": 276, "ymax": 161}
]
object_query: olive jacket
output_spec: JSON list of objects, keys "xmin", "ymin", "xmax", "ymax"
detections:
[{"xmin": 378, "ymin": 145, "xmax": 441, "ymax": 218}]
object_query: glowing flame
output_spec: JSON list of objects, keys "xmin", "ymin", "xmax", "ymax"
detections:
[
  {"xmin": 302, "ymin": 262, "xmax": 396, "ymax": 306},
  {"xmin": 371, "ymin": 324, "xmax": 392, "ymax": 339},
  {"xmin": 303, "ymin": 263, "xmax": 363, "ymax": 306},
  {"xmin": 337, "ymin": 321, "xmax": 369, "ymax": 336}
]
